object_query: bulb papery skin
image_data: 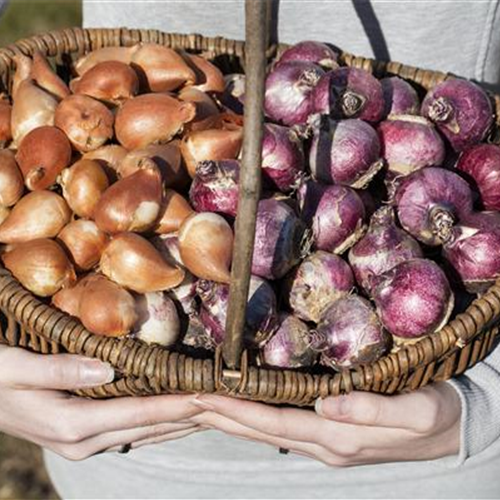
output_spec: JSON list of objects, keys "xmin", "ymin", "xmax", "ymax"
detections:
[
  {"xmin": 189, "ymin": 160, "xmax": 240, "ymax": 217},
  {"xmin": 16, "ymin": 125, "xmax": 72, "ymax": 190},
  {"xmin": 394, "ymin": 167, "xmax": 474, "ymax": 246},
  {"xmin": 167, "ymin": 271, "xmax": 198, "ymax": 316},
  {"xmin": 0, "ymin": 191, "xmax": 71, "ymax": 244},
  {"xmin": 288, "ymin": 251, "xmax": 354, "ymax": 323},
  {"xmin": 371, "ymin": 258, "xmax": 454, "ymax": 340},
  {"xmin": 60, "ymin": 159, "xmax": 110, "ymax": 219},
  {"xmin": 0, "ymin": 150, "xmax": 24, "ymax": 207},
  {"xmin": 298, "ymin": 180, "xmax": 366, "ymax": 254},
  {"xmin": 71, "ymin": 60, "xmax": 139, "ymax": 104},
  {"xmin": 178, "ymin": 212, "xmax": 234, "ymax": 283},
  {"xmin": 309, "ymin": 118, "xmax": 382, "ymax": 188},
  {"xmin": 78, "ymin": 275, "xmax": 138, "ymax": 337},
  {"xmin": 378, "ymin": 115, "xmax": 445, "ymax": 178},
  {"xmin": 381, "ymin": 77, "xmax": 420, "ymax": 117},
  {"xmin": 120, "ymin": 141, "xmax": 189, "ymax": 191},
  {"xmin": 2, "ymin": 238, "xmax": 76, "ymax": 297},
  {"xmin": 264, "ymin": 61, "xmax": 324, "ymax": 126},
  {"xmin": 421, "ymin": 79, "xmax": 493, "ymax": 152},
  {"xmin": 93, "ymin": 162, "xmax": 163, "ymax": 234},
  {"xmin": 314, "ymin": 295, "xmax": 390, "ymax": 369},
  {"xmin": 0, "ymin": 100, "xmax": 12, "ymax": 147},
  {"xmin": 456, "ymin": 144, "xmax": 500, "ymax": 211},
  {"xmin": 54, "ymin": 94, "xmax": 114, "ymax": 153},
  {"xmin": 313, "ymin": 67, "xmax": 384, "ymax": 122},
  {"xmin": 277, "ymin": 41, "xmax": 338, "ymax": 69},
  {"xmin": 443, "ymin": 211, "xmax": 500, "ymax": 293},
  {"xmin": 251, "ymin": 199, "xmax": 305, "ymax": 280},
  {"xmin": 261, "ymin": 124, "xmax": 305, "ymax": 192},
  {"xmin": 196, "ymin": 275, "xmax": 278, "ymax": 348},
  {"xmin": 261, "ymin": 314, "xmax": 317, "ymax": 369},
  {"xmin": 57, "ymin": 219, "xmax": 109, "ymax": 271},
  {"xmin": 181, "ymin": 126, "xmax": 243, "ymax": 179},
  {"xmin": 134, "ymin": 292, "xmax": 180, "ymax": 347},
  {"xmin": 100, "ymin": 233, "xmax": 185, "ymax": 293},
  {"xmin": 11, "ymin": 79, "xmax": 58, "ymax": 147},
  {"xmin": 348, "ymin": 206, "xmax": 423, "ymax": 293},
  {"xmin": 115, "ymin": 93, "xmax": 196, "ymax": 150}
]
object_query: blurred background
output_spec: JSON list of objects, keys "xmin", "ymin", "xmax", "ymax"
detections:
[{"xmin": 0, "ymin": 2, "xmax": 81, "ymax": 497}]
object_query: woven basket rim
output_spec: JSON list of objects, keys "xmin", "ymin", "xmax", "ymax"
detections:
[{"xmin": 0, "ymin": 27, "xmax": 499, "ymax": 404}]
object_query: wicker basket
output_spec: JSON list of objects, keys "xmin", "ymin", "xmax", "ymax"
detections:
[{"xmin": 0, "ymin": 26, "xmax": 499, "ymax": 406}]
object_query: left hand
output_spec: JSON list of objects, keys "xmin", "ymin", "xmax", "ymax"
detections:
[{"xmin": 190, "ymin": 382, "xmax": 461, "ymax": 466}]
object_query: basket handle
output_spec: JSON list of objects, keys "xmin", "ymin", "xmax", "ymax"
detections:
[{"xmin": 222, "ymin": 0, "xmax": 269, "ymax": 370}]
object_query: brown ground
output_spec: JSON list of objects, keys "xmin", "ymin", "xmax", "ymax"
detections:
[{"xmin": 0, "ymin": 434, "xmax": 58, "ymax": 500}]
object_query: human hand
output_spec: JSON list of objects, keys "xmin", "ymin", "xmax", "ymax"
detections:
[
  {"xmin": 190, "ymin": 382, "xmax": 461, "ymax": 466},
  {"xmin": 0, "ymin": 345, "xmax": 203, "ymax": 460}
]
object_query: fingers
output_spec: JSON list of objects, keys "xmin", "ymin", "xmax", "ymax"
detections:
[
  {"xmin": 191, "ymin": 411, "xmax": 322, "ymax": 461},
  {"xmin": 61, "ymin": 394, "xmax": 203, "ymax": 439},
  {"xmin": 106, "ymin": 427, "xmax": 201, "ymax": 453},
  {"xmin": 0, "ymin": 347, "xmax": 114, "ymax": 390},
  {"xmin": 315, "ymin": 385, "xmax": 455, "ymax": 433},
  {"xmin": 191, "ymin": 395, "xmax": 325, "ymax": 443},
  {"xmin": 50, "ymin": 422, "xmax": 199, "ymax": 461}
]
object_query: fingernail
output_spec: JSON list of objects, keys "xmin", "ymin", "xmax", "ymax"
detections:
[
  {"xmin": 81, "ymin": 360, "xmax": 115, "ymax": 386},
  {"xmin": 315, "ymin": 395, "xmax": 351, "ymax": 419},
  {"xmin": 190, "ymin": 396, "xmax": 215, "ymax": 411}
]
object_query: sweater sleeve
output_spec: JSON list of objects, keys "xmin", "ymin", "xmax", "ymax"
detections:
[{"xmin": 445, "ymin": 340, "xmax": 500, "ymax": 465}]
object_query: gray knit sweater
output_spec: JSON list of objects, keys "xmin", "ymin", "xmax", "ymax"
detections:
[{"xmin": 45, "ymin": 1, "xmax": 500, "ymax": 498}]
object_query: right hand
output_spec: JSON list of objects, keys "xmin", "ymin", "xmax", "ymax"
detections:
[{"xmin": 0, "ymin": 345, "xmax": 204, "ymax": 460}]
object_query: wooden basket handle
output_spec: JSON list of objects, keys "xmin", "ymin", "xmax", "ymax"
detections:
[{"xmin": 222, "ymin": 0, "xmax": 269, "ymax": 370}]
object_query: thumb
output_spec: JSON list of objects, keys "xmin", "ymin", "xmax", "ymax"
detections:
[
  {"xmin": 0, "ymin": 346, "xmax": 115, "ymax": 390},
  {"xmin": 314, "ymin": 388, "xmax": 446, "ymax": 432}
]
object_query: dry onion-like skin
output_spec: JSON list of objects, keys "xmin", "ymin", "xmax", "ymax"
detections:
[
  {"xmin": 83, "ymin": 144, "xmax": 128, "ymax": 181},
  {"xmin": 181, "ymin": 126, "xmax": 243, "ymax": 178},
  {"xmin": 0, "ymin": 206, "xmax": 10, "ymax": 226},
  {"xmin": 31, "ymin": 51, "xmax": 70, "ymax": 100},
  {"xmin": 2, "ymin": 238, "xmax": 75, "ymax": 297},
  {"xmin": 11, "ymin": 79, "xmax": 58, "ymax": 146},
  {"xmin": 178, "ymin": 212, "xmax": 234, "ymax": 283},
  {"xmin": 55, "ymin": 94, "xmax": 114, "ymax": 152},
  {"xmin": 115, "ymin": 93, "xmax": 196, "ymax": 150},
  {"xmin": 52, "ymin": 275, "xmax": 87, "ymax": 317},
  {"xmin": 71, "ymin": 60, "xmax": 139, "ymax": 105},
  {"xmin": 183, "ymin": 53, "xmax": 226, "ymax": 94},
  {"xmin": 178, "ymin": 87, "xmax": 220, "ymax": 132},
  {"xmin": 119, "ymin": 141, "xmax": 189, "ymax": 190},
  {"xmin": 12, "ymin": 54, "xmax": 32, "ymax": 100},
  {"xmin": 78, "ymin": 274, "xmax": 138, "ymax": 337},
  {"xmin": 134, "ymin": 292, "xmax": 181, "ymax": 346},
  {"xmin": 60, "ymin": 159, "xmax": 110, "ymax": 219},
  {"xmin": 16, "ymin": 125, "xmax": 72, "ymax": 190},
  {"xmin": 94, "ymin": 160, "xmax": 163, "ymax": 234},
  {"xmin": 100, "ymin": 232, "xmax": 185, "ymax": 293},
  {"xmin": 74, "ymin": 46, "xmax": 133, "ymax": 75},
  {"xmin": 0, "ymin": 190, "xmax": 71, "ymax": 244},
  {"xmin": 0, "ymin": 150, "xmax": 24, "ymax": 207},
  {"xmin": 154, "ymin": 189, "xmax": 194, "ymax": 234},
  {"xmin": 130, "ymin": 43, "xmax": 197, "ymax": 92},
  {"xmin": 57, "ymin": 219, "xmax": 109, "ymax": 271},
  {"xmin": 0, "ymin": 99, "xmax": 12, "ymax": 147},
  {"xmin": 75, "ymin": 44, "xmax": 196, "ymax": 93}
]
